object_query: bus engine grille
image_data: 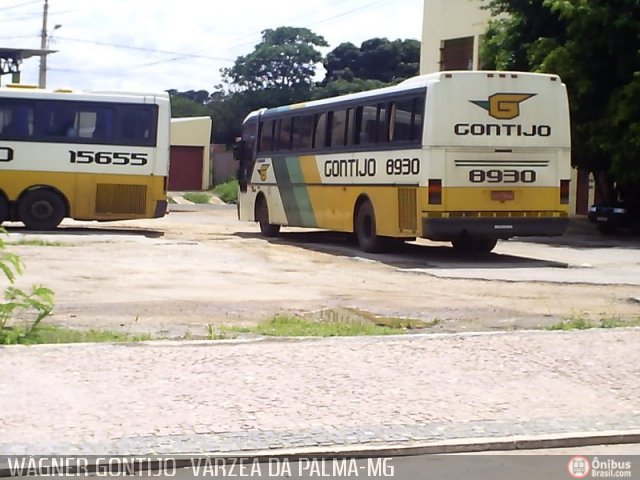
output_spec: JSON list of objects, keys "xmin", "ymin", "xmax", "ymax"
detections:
[
  {"xmin": 398, "ymin": 187, "xmax": 417, "ymax": 231},
  {"xmin": 96, "ymin": 184, "xmax": 147, "ymax": 215}
]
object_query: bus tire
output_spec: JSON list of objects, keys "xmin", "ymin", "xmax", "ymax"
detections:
[
  {"xmin": 355, "ymin": 200, "xmax": 387, "ymax": 253},
  {"xmin": 0, "ymin": 194, "xmax": 8, "ymax": 225},
  {"xmin": 255, "ymin": 196, "xmax": 280, "ymax": 237},
  {"xmin": 18, "ymin": 188, "xmax": 67, "ymax": 231},
  {"xmin": 451, "ymin": 234, "xmax": 497, "ymax": 254}
]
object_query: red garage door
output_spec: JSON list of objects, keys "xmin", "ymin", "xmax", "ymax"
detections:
[{"xmin": 169, "ymin": 146, "xmax": 204, "ymax": 191}]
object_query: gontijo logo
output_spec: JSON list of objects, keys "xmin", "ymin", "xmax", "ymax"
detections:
[
  {"xmin": 258, "ymin": 164, "xmax": 270, "ymax": 181},
  {"xmin": 471, "ymin": 93, "xmax": 536, "ymax": 120},
  {"xmin": 454, "ymin": 92, "xmax": 551, "ymax": 137}
]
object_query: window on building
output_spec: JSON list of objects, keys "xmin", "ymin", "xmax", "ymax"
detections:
[{"xmin": 440, "ymin": 36, "xmax": 474, "ymax": 71}]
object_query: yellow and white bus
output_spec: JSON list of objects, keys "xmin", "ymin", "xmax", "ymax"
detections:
[
  {"xmin": 0, "ymin": 84, "xmax": 171, "ymax": 230},
  {"xmin": 236, "ymin": 71, "xmax": 571, "ymax": 253}
]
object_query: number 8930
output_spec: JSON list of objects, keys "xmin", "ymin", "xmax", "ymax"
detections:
[{"xmin": 468, "ymin": 169, "xmax": 536, "ymax": 183}]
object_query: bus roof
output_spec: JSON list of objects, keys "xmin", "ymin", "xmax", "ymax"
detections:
[
  {"xmin": 245, "ymin": 70, "xmax": 563, "ymax": 121},
  {"xmin": 0, "ymin": 84, "xmax": 170, "ymax": 103}
]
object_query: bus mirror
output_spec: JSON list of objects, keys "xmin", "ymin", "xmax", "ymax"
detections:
[{"xmin": 232, "ymin": 138, "xmax": 244, "ymax": 161}]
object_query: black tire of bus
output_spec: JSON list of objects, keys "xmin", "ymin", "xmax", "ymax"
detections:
[
  {"xmin": 355, "ymin": 200, "xmax": 388, "ymax": 253},
  {"xmin": 255, "ymin": 196, "xmax": 280, "ymax": 237},
  {"xmin": 451, "ymin": 234, "xmax": 497, "ymax": 254},
  {"xmin": 17, "ymin": 188, "xmax": 67, "ymax": 231},
  {"xmin": 0, "ymin": 194, "xmax": 8, "ymax": 226}
]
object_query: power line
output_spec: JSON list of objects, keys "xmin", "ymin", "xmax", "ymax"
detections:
[
  {"xmin": 0, "ymin": 0, "xmax": 41, "ymax": 12},
  {"xmin": 55, "ymin": 35, "xmax": 235, "ymax": 62}
]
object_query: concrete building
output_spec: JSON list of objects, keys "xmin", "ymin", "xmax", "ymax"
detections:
[
  {"xmin": 419, "ymin": 0, "xmax": 593, "ymax": 214},
  {"xmin": 169, "ymin": 116, "xmax": 212, "ymax": 191},
  {"xmin": 421, "ymin": 0, "xmax": 491, "ymax": 74}
]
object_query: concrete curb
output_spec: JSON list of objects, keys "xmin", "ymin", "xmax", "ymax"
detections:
[
  {"xmin": 1, "ymin": 430, "xmax": 639, "ymax": 477},
  {"xmin": 216, "ymin": 429, "xmax": 640, "ymax": 458}
]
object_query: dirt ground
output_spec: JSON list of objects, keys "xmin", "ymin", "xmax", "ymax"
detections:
[{"xmin": 4, "ymin": 203, "xmax": 640, "ymax": 338}]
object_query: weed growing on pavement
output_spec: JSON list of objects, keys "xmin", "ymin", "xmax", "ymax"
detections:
[
  {"xmin": 182, "ymin": 192, "xmax": 212, "ymax": 204},
  {"xmin": 220, "ymin": 314, "xmax": 421, "ymax": 337},
  {"xmin": 15, "ymin": 325, "xmax": 154, "ymax": 344},
  {"xmin": 0, "ymin": 228, "xmax": 54, "ymax": 344},
  {"xmin": 7, "ymin": 238, "xmax": 72, "ymax": 247},
  {"xmin": 211, "ymin": 179, "xmax": 238, "ymax": 204},
  {"xmin": 548, "ymin": 313, "xmax": 640, "ymax": 331}
]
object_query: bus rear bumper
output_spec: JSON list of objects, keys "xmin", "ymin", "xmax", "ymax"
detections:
[
  {"xmin": 422, "ymin": 216, "xmax": 570, "ymax": 241},
  {"xmin": 154, "ymin": 200, "xmax": 168, "ymax": 218}
]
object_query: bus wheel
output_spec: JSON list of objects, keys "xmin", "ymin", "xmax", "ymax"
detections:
[
  {"xmin": 451, "ymin": 234, "xmax": 497, "ymax": 254},
  {"xmin": 18, "ymin": 189, "xmax": 66, "ymax": 231},
  {"xmin": 355, "ymin": 200, "xmax": 387, "ymax": 253},
  {"xmin": 0, "ymin": 195, "xmax": 8, "ymax": 225},
  {"xmin": 255, "ymin": 196, "xmax": 280, "ymax": 237}
]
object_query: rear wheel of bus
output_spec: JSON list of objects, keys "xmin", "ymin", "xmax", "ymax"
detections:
[
  {"xmin": 255, "ymin": 195, "xmax": 280, "ymax": 237},
  {"xmin": 451, "ymin": 234, "xmax": 497, "ymax": 254},
  {"xmin": 355, "ymin": 200, "xmax": 388, "ymax": 253},
  {"xmin": 17, "ymin": 188, "xmax": 67, "ymax": 231}
]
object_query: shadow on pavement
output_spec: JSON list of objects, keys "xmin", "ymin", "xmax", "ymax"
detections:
[
  {"xmin": 234, "ymin": 230, "xmax": 567, "ymax": 270},
  {"xmin": 3, "ymin": 224, "xmax": 164, "ymax": 239}
]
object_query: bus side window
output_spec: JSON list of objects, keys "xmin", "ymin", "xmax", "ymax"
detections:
[
  {"xmin": 0, "ymin": 105, "xmax": 32, "ymax": 138},
  {"xmin": 412, "ymin": 96, "xmax": 425, "ymax": 141},
  {"xmin": 346, "ymin": 108, "xmax": 356, "ymax": 146},
  {"xmin": 377, "ymin": 103, "xmax": 389, "ymax": 143},
  {"xmin": 330, "ymin": 109, "xmax": 347, "ymax": 148},
  {"xmin": 259, "ymin": 120, "xmax": 274, "ymax": 152},
  {"xmin": 292, "ymin": 115, "xmax": 314, "ymax": 151},
  {"xmin": 93, "ymin": 110, "xmax": 114, "ymax": 140},
  {"xmin": 390, "ymin": 99, "xmax": 414, "ymax": 142},
  {"xmin": 359, "ymin": 105, "xmax": 377, "ymax": 144},
  {"xmin": 276, "ymin": 118, "xmax": 292, "ymax": 151},
  {"xmin": 313, "ymin": 112, "xmax": 328, "ymax": 149}
]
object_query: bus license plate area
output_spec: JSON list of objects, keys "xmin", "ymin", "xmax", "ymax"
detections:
[{"xmin": 491, "ymin": 190, "xmax": 515, "ymax": 202}]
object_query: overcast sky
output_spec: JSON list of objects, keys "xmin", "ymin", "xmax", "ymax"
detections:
[{"xmin": 1, "ymin": 0, "xmax": 423, "ymax": 93}]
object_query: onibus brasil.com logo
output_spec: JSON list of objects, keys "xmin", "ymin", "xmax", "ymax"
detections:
[{"xmin": 568, "ymin": 456, "xmax": 633, "ymax": 478}]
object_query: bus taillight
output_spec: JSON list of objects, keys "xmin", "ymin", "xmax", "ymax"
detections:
[
  {"xmin": 429, "ymin": 179, "xmax": 442, "ymax": 205},
  {"xmin": 560, "ymin": 180, "xmax": 570, "ymax": 204}
]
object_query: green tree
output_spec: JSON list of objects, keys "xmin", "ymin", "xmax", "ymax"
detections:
[
  {"xmin": 222, "ymin": 26, "xmax": 328, "ymax": 98},
  {"xmin": 481, "ymin": 0, "xmax": 640, "ymax": 202},
  {"xmin": 324, "ymin": 38, "xmax": 420, "ymax": 84},
  {"xmin": 168, "ymin": 91, "xmax": 211, "ymax": 118}
]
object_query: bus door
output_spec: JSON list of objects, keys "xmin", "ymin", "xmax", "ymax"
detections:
[{"xmin": 235, "ymin": 116, "xmax": 258, "ymax": 193}]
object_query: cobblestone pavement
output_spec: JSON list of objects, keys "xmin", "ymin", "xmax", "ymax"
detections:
[{"xmin": 1, "ymin": 329, "xmax": 639, "ymax": 455}]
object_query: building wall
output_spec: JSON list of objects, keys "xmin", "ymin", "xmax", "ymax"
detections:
[
  {"xmin": 170, "ymin": 116, "xmax": 212, "ymax": 190},
  {"xmin": 420, "ymin": 0, "xmax": 491, "ymax": 74}
]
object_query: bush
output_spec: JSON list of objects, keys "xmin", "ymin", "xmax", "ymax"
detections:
[
  {"xmin": 0, "ymin": 229, "xmax": 54, "ymax": 344},
  {"xmin": 211, "ymin": 179, "xmax": 239, "ymax": 204}
]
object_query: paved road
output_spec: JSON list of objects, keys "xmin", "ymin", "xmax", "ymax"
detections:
[{"xmin": 1, "ymin": 328, "xmax": 639, "ymax": 456}]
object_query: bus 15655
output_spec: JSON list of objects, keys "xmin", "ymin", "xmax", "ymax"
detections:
[
  {"xmin": 235, "ymin": 70, "xmax": 571, "ymax": 253},
  {"xmin": 0, "ymin": 84, "xmax": 171, "ymax": 230}
]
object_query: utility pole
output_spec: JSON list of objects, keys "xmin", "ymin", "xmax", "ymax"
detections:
[{"xmin": 38, "ymin": 0, "xmax": 48, "ymax": 88}]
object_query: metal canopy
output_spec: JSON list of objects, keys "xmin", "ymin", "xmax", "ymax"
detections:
[{"xmin": 0, "ymin": 47, "xmax": 57, "ymax": 78}]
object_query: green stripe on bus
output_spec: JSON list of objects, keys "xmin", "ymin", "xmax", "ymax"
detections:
[{"xmin": 272, "ymin": 157, "xmax": 317, "ymax": 227}]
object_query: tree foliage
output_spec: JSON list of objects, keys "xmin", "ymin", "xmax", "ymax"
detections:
[
  {"xmin": 222, "ymin": 26, "xmax": 328, "ymax": 97},
  {"xmin": 481, "ymin": 0, "xmax": 640, "ymax": 199},
  {"xmin": 168, "ymin": 28, "xmax": 421, "ymax": 146},
  {"xmin": 324, "ymin": 38, "xmax": 420, "ymax": 84}
]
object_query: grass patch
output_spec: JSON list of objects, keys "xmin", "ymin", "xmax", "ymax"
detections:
[
  {"xmin": 8, "ymin": 239, "xmax": 71, "ymax": 247},
  {"xmin": 3, "ymin": 324, "xmax": 153, "ymax": 345},
  {"xmin": 168, "ymin": 197, "xmax": 177, "ymax": 204},
  {"xmin": 182, "ymin": 192, "xmax": 211, "ymax": 204},
  {"xmin": 218, "ymin": 314, "xmax": 424, "ymax": 338},
  {"xmin": 211, "ymin": 179, "xmax": 238, "ymax": 204},
  {"xmin": 547, "ymin": 314, "xmax": 640, "ymax": 331}
]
